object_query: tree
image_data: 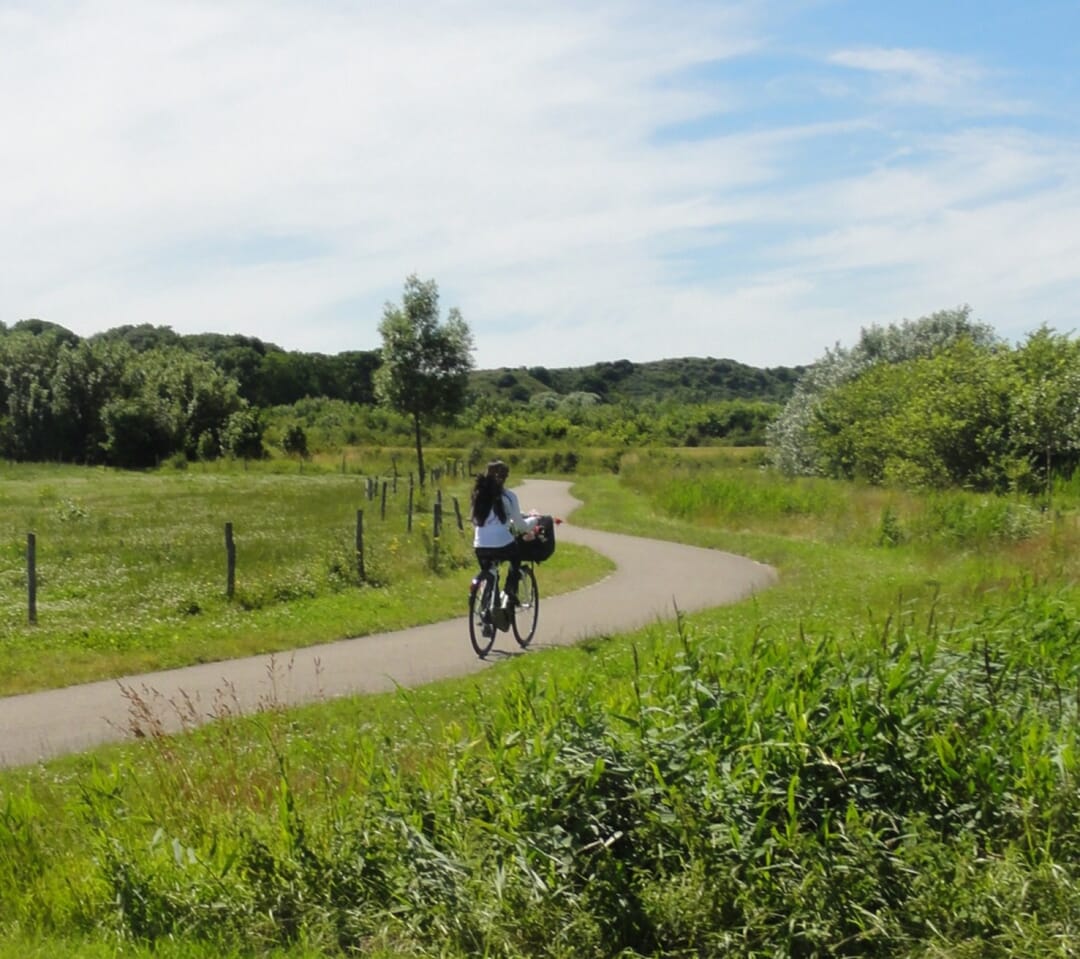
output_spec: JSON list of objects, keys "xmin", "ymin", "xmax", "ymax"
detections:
[
  {"xmin": 282, "ymin": 423, "xmax": 309, "ymax": 459},
  {"xmin": 90, "ymin": 323, "xmax": 181, "ymax": 353},
  {"xmin": 221, "ymin": 407, "xmax": 266, "ymax": 460},
  {"xmin": 0, "ymin": 330, "xmax": 59, "ymax": 460},
  {"xmin": 100, "ymin": 395, "xmax": 177, "ymax": 468},
  {"xmin": 50, "ymin": 338, "xmax": 133, "ymax": 463},
  {"xmin": 11, "ymin": 318, "xmax": 80, "ymax": 347},
  {"xmin": 1009, "ymin": 326, "xmax": 1080, "ymax": 502},
  {"xmin": 374, "ymin": 275, "xmax": 474, "ymax": 486}
]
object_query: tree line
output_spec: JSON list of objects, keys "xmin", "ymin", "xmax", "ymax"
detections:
[
  {"xmin": 2, "ymin": 319, "xmax": 381, "ymax": 409},
  {"xmin": 12, "ymin": 293, "xmax": 1073, "ymax": 494},
  {"xmin": 0, "ymin": 276, "xmax": 464, "ymax": 472},
  {"xmin": 1, "ymin": 274, "xmax": 791, "ymax": 471},
  {"xmin": 0, "ymin": 321, "xmax": 265, "ymax": 468}
]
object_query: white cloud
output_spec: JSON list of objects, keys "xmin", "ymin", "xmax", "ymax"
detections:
[
  {"xmin": 826, "ymin": 45, "xmax": 1027, "ymax": 115},
  {"xmin": 2, "ymin": 2, "xmax": 1078, "ymax": 371}
]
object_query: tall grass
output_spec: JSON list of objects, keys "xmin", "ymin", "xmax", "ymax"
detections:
[
  {"xmin": 1, "ymin": 588, "xmax": 1077, "ymax": 957},
  {"xmin": 611, "ymin": 451, "xmax": 1057, "ymax": 554}
]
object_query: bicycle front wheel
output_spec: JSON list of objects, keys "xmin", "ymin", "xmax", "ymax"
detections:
[
  {"xmin": 469, "ymin": 573, "xmax": 497, "ymax": 658},
  {"xmin": 511, "ymin": 565, "xmax": 539, "ymax": 648}
]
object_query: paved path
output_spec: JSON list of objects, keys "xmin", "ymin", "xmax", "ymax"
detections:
[{"xmin": 0, "ymin": 480, "xmax": 777, "ymax": 769}]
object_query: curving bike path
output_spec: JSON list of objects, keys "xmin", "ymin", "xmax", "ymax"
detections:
[{"xmin": 0, "ymin": 480, "xmax": 777, "ymax": 769}]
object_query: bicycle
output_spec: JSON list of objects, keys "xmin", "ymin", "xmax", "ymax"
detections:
[{"xmin": 468, "ymin": 557, "xmax": 540, "ymax": 658}]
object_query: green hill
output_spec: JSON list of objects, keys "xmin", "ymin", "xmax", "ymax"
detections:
[{"xmin": 469, "ymin": 357, "xmax": 806, "ymax": 405}]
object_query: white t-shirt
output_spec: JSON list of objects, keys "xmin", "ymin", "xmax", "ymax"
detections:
[{"xmin": 473, "ymin": 488, "xmax": 535, "ymax": 548}]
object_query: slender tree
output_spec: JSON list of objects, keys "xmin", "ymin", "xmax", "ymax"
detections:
[{"xmin": 375, "ymin": 275, "xmax": 474, "ymax": 486}]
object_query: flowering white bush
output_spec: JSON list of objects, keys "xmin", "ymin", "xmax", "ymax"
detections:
[{"xmin": 767, "ymin": 306, "xmax": 999, "ymax": 476}]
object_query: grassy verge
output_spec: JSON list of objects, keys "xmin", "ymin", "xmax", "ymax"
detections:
[{"xmin": 1, "ymin": 458, "xmax": 1078, "ymax": 957}]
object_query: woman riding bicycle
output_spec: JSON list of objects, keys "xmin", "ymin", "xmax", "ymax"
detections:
[{"xmin": 470, "ymin": 460, "xmax": 538, "ymax": 604}]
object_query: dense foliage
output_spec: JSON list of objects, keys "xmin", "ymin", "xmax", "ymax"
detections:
[
  {"xmin": 0, "ymin": 325, "xmax": 259, "ymax": 468},
  {"xmin": 92, "ymin": 323, "xmax": 379, "ymax": 408},
  {"xmin": 12, "ymin": 302, "xmax": 1080, "ymax": 495},
  {"xmin": 470, "ymin": 356, "xmax": 805, "ymax": 405},
  {"xmin": 768, "ymin": 309, "xmax": 1080, "ymax": 495}
]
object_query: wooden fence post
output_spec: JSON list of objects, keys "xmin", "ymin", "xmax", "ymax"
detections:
[
  {"xmin": 225, "ymin": 522, "xmax": 236, "ymax": 599},
  {"xmin": 380, "ymin": 481, "xmax": 388, "ymax": 520},
  {"xmin": 355, "ymin": 510, "xmax": 365, "ymax": 583},
  {"xmin": 27, "ymin": 532, "xmax": 37, "ymax": 625},
  {"xmin": 453, "ymin": 496, "xmax": 463, "ymax": 531},
  {"xmin": 407, "ymin": 484, "xmax": 414, "ymax": 532},
  {"xmin": 432, "ymin": 502, "xmax": 442, "ymax": 569}
]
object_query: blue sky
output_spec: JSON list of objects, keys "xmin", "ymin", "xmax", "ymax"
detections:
[{"xmin": 2, "ymin": 0, "xmax": 1078, "ymax": 370}]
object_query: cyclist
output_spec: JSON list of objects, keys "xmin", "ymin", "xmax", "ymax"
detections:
[{"xmin": 470, "ymin": 460, "xmax": 538, "ymax": 604}]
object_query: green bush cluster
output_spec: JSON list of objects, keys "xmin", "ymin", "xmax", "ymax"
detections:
[{"xmin": 769, "ymin": 311, "xmax": 1080, "ymax": 497}]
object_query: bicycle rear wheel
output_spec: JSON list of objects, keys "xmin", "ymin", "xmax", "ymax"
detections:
[
  {"xmin": 511, "ymin": 565, "xmax": 539, "ymax": 648},
  {"xmin": 469, "ymin": 573, "xmax": 497, "ymax": 658}
]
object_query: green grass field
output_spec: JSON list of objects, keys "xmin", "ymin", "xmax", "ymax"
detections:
[
  {"xmin": 1, "ymin": 454, "xmax": 1079, "ymax": 958},
  {"xmin": 0, "ymin": 460, "xmax": 611, "ymax": 695}
]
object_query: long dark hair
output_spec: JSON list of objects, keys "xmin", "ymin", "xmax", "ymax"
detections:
[{"xmin": 470, "ymin": 473, "xmax": 506, "ymax": 525}]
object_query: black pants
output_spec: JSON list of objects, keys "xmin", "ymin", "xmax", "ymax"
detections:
[{"xmin": 475, "ymin": 542, "xmax": 522, "ymax": 597}]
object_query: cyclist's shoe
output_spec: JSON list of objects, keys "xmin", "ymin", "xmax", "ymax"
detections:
[{"xmin": 482, "ymin": 622, "xmax": 495, "ymax": 638}]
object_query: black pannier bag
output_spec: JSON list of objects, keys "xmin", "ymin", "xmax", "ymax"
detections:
[{"xmin": 519, "ymin": 514, "xmax": 556, "ymax": 562}]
